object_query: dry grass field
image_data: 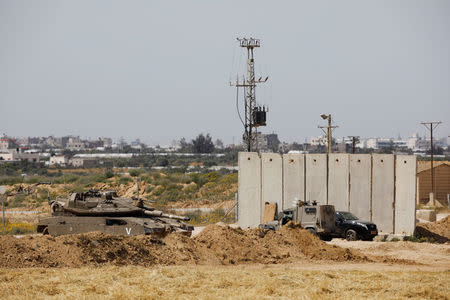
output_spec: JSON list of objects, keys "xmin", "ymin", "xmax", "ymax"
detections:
[{"xmin": 0, "ymin": 264, "xmax": 448, "ymax": 300}]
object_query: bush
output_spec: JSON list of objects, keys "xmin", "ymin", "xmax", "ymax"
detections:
[
  {"xmin": 0, "ymin": 222, "xmax": 36, "ymax": 235},
  {"xmin": 140, "ymin": 174, "xmax": 153, "ymax": 184},
  {"xmin": 37, "ymin": 188, "xmax": 50, "ymax": 202},
  {"xmin": 0, "ymin": 177, "xmax": 22, "ymax": 185},
  {"xmin": 189, "ymin": 173, "xmax": 208, "ymax": 188},
  {"xmin": 118, "ymin": 176, "xmax": 133, "ymax": 185},
  {"xmin": 152, "ymin": 186, "xmax": 165, "ymax": 196},
  {"xmin": 104, "ymin": 169, "xmax": 114, "ymax": 179},
  {"xmin": 129, "ymin": 169, "xmax": 143, "ymax": 177},
  {"xmin": 8, "ymin": 194, "xmax": 27, "ymax": 207}
]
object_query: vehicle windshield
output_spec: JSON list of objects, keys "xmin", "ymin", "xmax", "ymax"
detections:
[{"xmin": 339, "ymin": 212, "xmax": 359, "ymax": 220}]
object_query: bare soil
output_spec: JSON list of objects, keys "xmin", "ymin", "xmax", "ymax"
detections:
[
  {"xmin": 415, "ymin": 215, "xmax": 450, "ymax": 243},
  {"xmin": 330, "ymin": 239, "xmax": 450, "ymax": 269},
  {"xmin": 0, "ymin": 224, "xmax": 413, "ymax": 269}
]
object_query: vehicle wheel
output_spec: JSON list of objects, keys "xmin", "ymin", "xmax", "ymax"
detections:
[
  {"xmin": 42, "ymin": 227, "xmax": 49, "ymax": 235},
  {"xmin": 345, "ymin": 229, "xmax": 358, "ymax": 241},
  {"xmin": 307, "ymin": 228, "xmax": 317, "ymax": 236}
]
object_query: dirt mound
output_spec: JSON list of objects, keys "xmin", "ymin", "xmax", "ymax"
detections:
[
  {"xmin": 0, "ymin": 224, "xmax": 408, "ymax": 268},
  {"xmin": 194, "ymin": 224, "xmax": 365, "ymax": 264},
  {"xmin": 415, "ymin": 216, "xmax": 450, "ymax": 243}
]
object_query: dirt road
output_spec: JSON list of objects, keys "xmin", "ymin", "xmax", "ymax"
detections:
[{"xmin": 329, "ymin": 239, "xmax": 450, "ymax": 270}]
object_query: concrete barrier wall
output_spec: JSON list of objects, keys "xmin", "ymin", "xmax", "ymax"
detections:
[
  {"xmin": 238, "ymin": 152, "xmax": 261, "ymax": 228},
  {"xmin": 238, "ymin": 152, "xmax": 417, "ymax": 234},
  {"xmin": 372, "ymin": 154, "xmax": 394, "ymax": 233},
  {"xmin": 305, "ymin": 154, "xmax": 327, "ymax": 204},
  {"xmin": 261, "ymin": 153, "xmax": 283, "ymax": 217},
  {"xmin": 349, "ymin": 154, "xmax": 371, "ymax": 221},
  {"xmin": 282, "ymin": 153, "xmax": 305, "ymax": 209},
  {"xmin": 328, "ymin": 154, "xmax": 349, "ymax": 211},
  {"xmin": 395, "ymin": 155, "xmax": 417, "ymax": 235}
]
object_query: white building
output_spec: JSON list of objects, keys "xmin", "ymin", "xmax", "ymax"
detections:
[
  {"xmin": 310, "ymin": 135, "xmax": 327, "ymax": 147},
  {"xmin": 0, "ymin": 149, "xmax": 39, "ymax": 162},
  {"xmin": 49, "ymin": 155, "xmax": 69, "ymax": 166}
]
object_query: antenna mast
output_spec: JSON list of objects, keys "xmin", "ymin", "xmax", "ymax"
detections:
[{"xmin": 230, "ymin": 38, "xmax": 268, "ymax": 152}]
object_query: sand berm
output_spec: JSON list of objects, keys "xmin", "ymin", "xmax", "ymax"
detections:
[{"xmin": 0, "ymin": 223, "xmax": 411, "ymax": 268}]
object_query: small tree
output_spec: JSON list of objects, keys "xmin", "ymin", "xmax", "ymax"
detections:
[
  {"xmin": 179, "ymin": 137, "xmax": 192, "ymax": 152},
  {"xmin": 215, "ymin": 139, "xmax": 224, "ymax": 150},
  {"xmin": 192, "ymin": 134, "xmax": 215, "ymax": 153}
]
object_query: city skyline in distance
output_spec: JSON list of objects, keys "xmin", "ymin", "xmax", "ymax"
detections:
[{"xmin": 1, "ymin": 1, "xmax": 449, "ymax": 145}]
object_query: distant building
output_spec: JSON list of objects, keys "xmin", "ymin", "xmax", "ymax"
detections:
[
  {"xmin": 310, "ymin": 135, "xmax": 327, "ymax": 147},
  {"xmin": 49, "ymin": 155, "xmax": 69, "ymax": 166},
  {"xmin": 0, "ymin": 148, "xmax": 39, "ymax": 162},
  {"xmin": 256, "ymin": 133, "xmax": 280, "ymax": 153},
  {"xmin": 66, "ymin": 137, "xmax": 85, "ymax": 150},
  {"xmin": 0, "ymin": 138, "xmax": 17, "ymax": 151},
  {"xmin": 0, "ymin": 152, "xmax": 14, "ymax": 161},
  {"xmin": 69, "ymin": 158, "xmax": 100, "ymax": 168}
]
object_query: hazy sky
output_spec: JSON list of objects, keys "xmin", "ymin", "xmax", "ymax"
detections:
[{"xmin": 1, "ymin": 1, "xmax": 449, "ymax": 145}]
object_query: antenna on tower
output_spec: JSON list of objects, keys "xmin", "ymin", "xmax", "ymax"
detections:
[{"xmin": 230, "ymin": 37, "xmax": 269, "ymax": 152}]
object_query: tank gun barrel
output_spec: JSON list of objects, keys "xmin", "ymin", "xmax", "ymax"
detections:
[{"xmin": 143, "ymin": 210, "xmax": 190, "ymax": 221}]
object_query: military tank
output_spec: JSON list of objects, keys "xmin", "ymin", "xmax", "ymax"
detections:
[{"xmin": 37, "ymin": 189, "xmax": 193, "ymax": 237}]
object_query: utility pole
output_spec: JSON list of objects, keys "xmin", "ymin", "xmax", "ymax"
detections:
[
  {"xmin": 231, "ymin": 38, "xmax": 268, "ymax": 152},
  {"xmin": 420, "ymin": 121, "xmax": 442, "ymax": 205},
  {"xmin": 318, "ymin": 114, "xmax": 338, "ymax": 154},
  {"xmin": 348, "ymin": 136, "xmax": 360, "ymax": 154}
]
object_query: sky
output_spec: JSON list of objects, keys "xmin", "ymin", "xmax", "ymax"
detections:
[{"xmin": 1, "ymin": 0, "xmax": 449, "ymax": 145}]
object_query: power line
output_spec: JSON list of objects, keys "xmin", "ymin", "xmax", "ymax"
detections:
[
  {"xmin": 230, "ymin": 38, "xmax": 269, "ymax": 152},
  {"xmin": 420, "ymin": 121, "xmax": 442, "ymax": 205},
  {"xmin": 318, "ymin": 114, "xmax": 338, "ymax": 154}
]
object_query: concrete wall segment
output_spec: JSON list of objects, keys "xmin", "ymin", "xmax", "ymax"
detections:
[
  {"xmin": 328, "ymin": 154, "xmax": 350, "ymax": 211},
  {"xmin": 237, "ymin": 152, "xmax": 261, "ymax": 228},
  {"xmin": 305, "ymin": 154, "xmax": 327, "ymax": 205},
  {"xmin": 395, "ymin": 155, "xmax": 417, "ymax": 235},
  {"xmin": 261, "ymin": 153, "xmax": 283, "ymax": 217},
  {"xmin": 349, "ymin": 154, "xmax": 371, "ymax": 221},
  {"xmin": 282, "ymin": 153, "xmax": 305, "ymax": 209},
  {"xmin": 371, "ymin": 154, "xmax": 395, "ymax": 233}
]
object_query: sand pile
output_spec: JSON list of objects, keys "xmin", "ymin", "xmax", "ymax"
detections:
[
  {"xmin": 415, "ymin": 216, "xmax": 450, "ymax": 243},
  {"xmin": 0, "ymin": 224, "xmax": 404, "ymax": 268}
]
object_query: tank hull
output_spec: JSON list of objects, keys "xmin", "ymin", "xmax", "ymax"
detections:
[{"xmin": 37, "ymin": 216, "xmax": 192, "ymax": 237}]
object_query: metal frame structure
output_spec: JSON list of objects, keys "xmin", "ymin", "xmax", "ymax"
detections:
[{"xmin": 230, "ymin": 38, "xmax": 268, "ymax": 152}]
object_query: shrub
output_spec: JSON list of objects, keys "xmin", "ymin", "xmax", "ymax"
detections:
[
  {"xmin": 0, "ymin": 177, "xmax": 22, "ymax": 185},
  {"xmin": 8, "ymin": 194, "xmax": 27, "ymax": 207},
  {"xmin": 118, "ymin": 176, "xmax": 133, "ymax": 185},
  {"xmin": 152, "ymin": 186, "xmax": 165, "ymax": 196},
  {"xmin": 0, "ymin": 222, "xmax": 36, "ymax": 235},
  {"xmin": 140, "ymin": 174, "xmax": 153, "ymax": 184},
  {"xmin": 37, "ymin": 188, "xmax": 50, "ymax": 202},
  {"xmin": 129, "ymin": 169, "xmax": 143, "ymax": 177},
  {"xmin": 104, "ymin": 169, "xmax": 114, "ymax": 179},
  {"xmin": 189, "ymin": 173, "xmax": 208, "ymax": 188}
]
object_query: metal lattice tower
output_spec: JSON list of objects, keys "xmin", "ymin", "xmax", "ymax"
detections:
[{"xmin": 230, "ymin": 38, "xmax": 268, "ymax": 152}]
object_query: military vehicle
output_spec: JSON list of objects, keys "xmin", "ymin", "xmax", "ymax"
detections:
[
  {"xmin": 37, "ymin": 189, "xmax": 193, "ymax": 237},
  {"xmin": 260, "ymin": 200, "xmax": 336, "ymax": 241}
]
